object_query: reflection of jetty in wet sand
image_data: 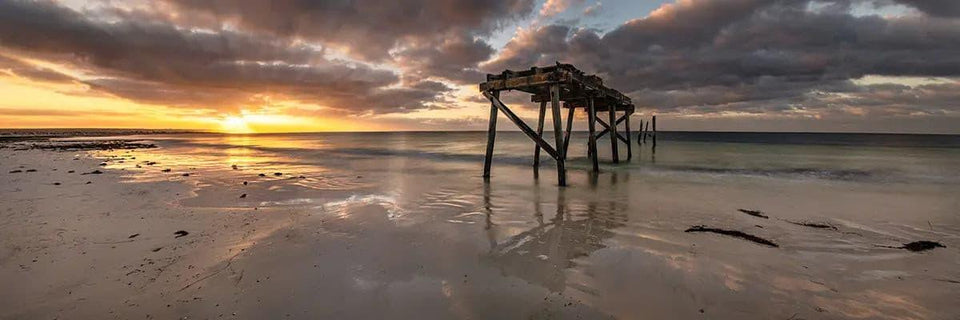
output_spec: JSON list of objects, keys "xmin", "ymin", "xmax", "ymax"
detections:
[{"xmin": 481, "ymin": 187, "xmax": 627, "ymax": 292}]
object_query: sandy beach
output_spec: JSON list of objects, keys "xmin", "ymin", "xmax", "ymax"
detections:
[{"xmin": 1, "ymin": 132, "xmax": 958, "ymax": 319}]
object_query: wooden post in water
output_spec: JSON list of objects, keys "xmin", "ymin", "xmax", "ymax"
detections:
[
  {"xmin": 533, "ymin": 101, "xmax": 547, "ymax": 169},
  {"xmin": 652, "ymin": 115, "xmax": 657, "ymax": 150},
  {"xmin": 625, "ymin": 110, "xmax": 633, "ymax": 160},
  {"xmin": 608, "ymin": 105, "xmax": 619, "ymax": 163},
  {"xmin": 483, "ymin": 91, "xmax": 499, "ymax": 179},
  {"xmin": 587, "ymin": 97, "xmax": 599, "ymax": 172},
  {"xmin": 550, "ymin": 84, "xmax": 566, "ymax": 186},
  {"xmin": 563, "ymin": 105, "xmax": 574, "ymax": 159},
  {"xmin": 643, "ymin": 119, "xmax": 650, "ymax": 144},
  {"xmin": 636, "ymin": 119, "xmax": 643, "ymax": 146}
]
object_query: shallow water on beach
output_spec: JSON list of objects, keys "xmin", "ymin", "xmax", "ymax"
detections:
[{"xmin": 57, "ymin": 132, "xmax": 960, "ymax": 318}]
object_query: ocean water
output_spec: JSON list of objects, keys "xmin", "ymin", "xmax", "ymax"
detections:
[{"xmin": 79, "ymin": 131, "xmax": 960, "ymax": 318}]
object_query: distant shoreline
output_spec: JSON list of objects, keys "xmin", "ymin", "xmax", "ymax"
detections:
[{"xmin": 0, "ymin": 128, "xmax": 209, "ymax": 141}]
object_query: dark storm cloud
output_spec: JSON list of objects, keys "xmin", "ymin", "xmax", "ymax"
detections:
[
  {"xmin": 159, "ymin": 0, "xmax": 535, "ymax": 81},
  {"xmin": 394, "ymin": 32, "xmax": 495, "ymax": 84},
  {"xmin": 0, "ymin": 0, "xmax": 455, "ymax": 114},
  {"xmin": 893, "ymin": 0, "xmax": 960, "ymax": 18},
  {"xmin": 160, "ymin": 0, "xmax": 535, "ymax": 60},
  {"xmin": 481, "ymin": 24, "xmax": 576, "ymax": 71},
  {"xmin": 483, "ymin": 0, "xmax": 960, "ymax": 119}
]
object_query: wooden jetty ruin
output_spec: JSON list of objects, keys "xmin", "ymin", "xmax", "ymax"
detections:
[{"xmin": 479, "ymin": 63, "xmax": 634, "ymax": 186}]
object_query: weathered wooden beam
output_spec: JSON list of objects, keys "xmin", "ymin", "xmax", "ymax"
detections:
[
  {"xmin": 483, "ymin": 91, "xmax": 499, "ymax": 178},
  {"xmin": 479, "ymin": 72, "xmax": 559, "ymax": 92},
  {"xmin": 550, "ymin": 84, "xmax": 566, "ymax": 186},
  {"xmin": 533, "ymin": 101, "xmax": 547, "ymax": 169},
  {"xmin": 595, "ymin": 113, "xmax": 630, "ymax": 143},
  {"xmin": 562, "ymin": 106, "xmax": 574, "ymax": 159},
  {"xmin": 596, "ymin": 126, "xmax": 629, "ymax": 142},
  {"xmin": 614, "ymin": 131, "xmax": 629, "ymax": 144},
  {"xmin": 483, "ymin": 91, "xmax": 560, "ymax": 160},
  {"xmin": 531, "ymin": 95, "xmax": 633, "ymax": 110},
  {"xmin": 637, "ymin": 119, "xmax": 644, "ymax": 146},
  {"xmin": 642, "ymin": 119, "xmax": 649, "ymax": 144},
  {"xmin": 625, "ymin": 110, "xmax": 633, "ymax": 160},
  {"xmin": 608, "ymin": 105, "xmax": 619, "ymax": 163},
  {"xmin": 652, "ymin": 115, "xmax": 657, "ymax": 149},
  {"xmin": 587, "ymin": 97, "xmax": 599, "ymax": 172},
  {"xmin": 482, "ymin": 66, "xmax": 632, "ymax": 105},
  {"xmin": 596, "ymin": 118, "xmax": 610, "ymax": 130}
]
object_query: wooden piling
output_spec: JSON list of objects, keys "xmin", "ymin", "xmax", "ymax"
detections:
[
  {"xmin": 587, "ymin": 97, "xmax": 599, "ymax": 172},
  {"xmin": 652, "ymin": 115, "xmax": 657, "ymax": 149},
  {"xmin": 608, "ymin": 105, "xmax": 619, "ymax": 163},
  {"xmin": 636, "ymin": 119, "xmax": 642, "ymax": 145},
  {"xmin": 483, "ymin": 91, "xmax": 499, "ymax": 178},
  {"xmin": 550, "ymin": 84, "xmax": 566, "ymax": 186},
  {"xmin": 533, "ymin": 101, "xmax": 547, "ymax": 169},
  {"xmin": 563, "ymin": 105, "xmax": 574, "ymax": 159},
  {"xmin": 625, "ymin": 111, "xmax": 633, "ymax": 160},
  {"xmin": 643, "ymin": 120, "xmax": 649, "ymax": 144}
]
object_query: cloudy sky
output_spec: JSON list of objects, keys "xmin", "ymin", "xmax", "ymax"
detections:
[{"xmin": 0, "ymin": 0, "xmax": 957, "ymax": 133}]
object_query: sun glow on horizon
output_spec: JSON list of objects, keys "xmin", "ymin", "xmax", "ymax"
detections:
[
  {"xmin": 212, "ymin": 111, "xmax": 371, "ymax": 133},
  {"xmin": 219, "ymin": 116, "xmax": 254, "ymax": 134}
]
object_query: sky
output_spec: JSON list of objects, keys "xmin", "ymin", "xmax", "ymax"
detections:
[{"xmin": 0, "ymin": 0, "xmax": 958, "ymax": 133}]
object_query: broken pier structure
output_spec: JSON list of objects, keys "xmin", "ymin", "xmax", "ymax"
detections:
[{"xmin": 479, "ymin": 63, "xmax": 635, "ymax": 186}]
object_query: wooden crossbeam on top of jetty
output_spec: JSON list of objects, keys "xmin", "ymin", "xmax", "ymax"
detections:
[{"xmin": 479, "ymin": 62, "xmax": 635, "ymax": 186}]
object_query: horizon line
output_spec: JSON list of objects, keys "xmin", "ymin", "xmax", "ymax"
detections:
[{"xmin": 1, "ymin": 128, "xmax": 958, "ymax": 136}]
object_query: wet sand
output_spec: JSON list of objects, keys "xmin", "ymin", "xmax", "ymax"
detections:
[{"xmin": 1, "ymin": 133, "xmax": 958, "ymax": 319}]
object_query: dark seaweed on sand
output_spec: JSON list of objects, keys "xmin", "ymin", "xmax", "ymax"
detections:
[
  {"xmin": 877, "ymin": 240, "xmax": 945, "ymax": 252},
  {"xmin": 738, "ymin": 209, "xmax": 768, "ymax": 219},
  {"xmin": 787, "ymin": 220, "xmax": 838, "ymax": 230},
  {"xmin": 902, "ymin": 241, "xmax": 944, "ymax": 252},
  {"xmin": 173, "ymin": 230, "xmax": 189, "ymax": 238},
  {"xmin": 22, "ymin": 141, "xmax": 156, "ymax": 151},
  {"xmin": 685, "ymin": 226, "xmax": 779, "ymax": 248}
]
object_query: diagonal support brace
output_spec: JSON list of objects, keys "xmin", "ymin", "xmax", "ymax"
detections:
[
  {"xmin": 595, "ymin": 114, "xmax": 630, "ymax": 143},
  {"xmin": 483, "ymin": 91, "xmax": 560, "ymax": 160}
]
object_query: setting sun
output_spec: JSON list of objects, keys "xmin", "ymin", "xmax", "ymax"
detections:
[{"xmin": 219, "ymin": 116, "xmax": 254, "ymax": 134}]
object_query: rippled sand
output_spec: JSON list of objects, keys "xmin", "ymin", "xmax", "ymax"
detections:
[{"xmin": 1, "ymin": 132, "xmax": 958, "ymax": 319}]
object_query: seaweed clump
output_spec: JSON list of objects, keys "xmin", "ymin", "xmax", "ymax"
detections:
[
  {"xmin": 685, "ymin": 226, "xmax": 779, "ymax": 248},
  {"xmin": 901, "ymin": 241, "xmax": 945, "ymax": 252},
  {"xmin": 738, "ymin": 209, "xmax": 769, "ymax": 219},
  {"xmin": 787, "ymin": 220, "xmax": 838, "ymax": 230}
]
